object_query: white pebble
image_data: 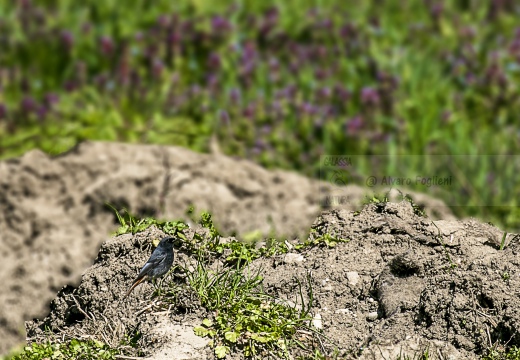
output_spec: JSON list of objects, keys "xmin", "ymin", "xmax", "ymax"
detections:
[
  {"xmin": 367, "ymin": 312, "xmax": 378, "ymax": 321},
  {"xmin": 312, "ymin": 313, "xmax": 323, "ymax": 329},
  {"xmin": 346, "ymin": 271, "xmax": 360, "ymax": 286},
  {"xmin": 284, "ymin": 253, "xmax": 305, "ymax": 264}
]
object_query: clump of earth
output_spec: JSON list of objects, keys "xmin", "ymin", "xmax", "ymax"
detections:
[
  {"xmin": 26, "ymin": 200, "xmax": 519, "ymax": 359},
  {"xmin": 0, "ymin": 141, "xmax": 455, "ymax": 354}
]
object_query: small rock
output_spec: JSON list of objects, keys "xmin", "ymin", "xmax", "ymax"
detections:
[
  {"xmin": 368, "ymin": 297, "xmax": 374, "ymax": 303},
  {"xmin": 255, "ymin": 241, "xmax": 266, "ymax": 249},
  {"xmin": 335, "ymin": 308, "xmax": 351, "ymax": 315},
  {"xmin": 312, "ymin": 313, "xmax": 323, "ymax": 329},
  {"xmin": 346, "ymin": 271, "xmax": 360, "ymax": 286},
  {"xmin": 284, "ymin": 253, "xmax": 305, "ymax": 264},
  {"xmin": 367, "ymin": 311, "xmax": 378, "ymax": 321}
]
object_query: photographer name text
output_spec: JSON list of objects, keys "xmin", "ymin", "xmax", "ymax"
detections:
[{"xmin": 366, "ymin": 175, "xmax": 453, "ymax": 187}]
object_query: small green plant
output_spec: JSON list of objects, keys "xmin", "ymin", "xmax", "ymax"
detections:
[
  {"xmin": 119, "ymin": 324, "xmax": 144, "ymax": 356},
  {"xmin": 500, "ymin": 231, "xmax": 508, "ymax": 251},
  {"xmin": 154, "ymin": 212, "xmax": 331, "ymax": 358},
  {"xmin": 106, "ymin": 203, "xmax": 189, "ymax": 237},
  {"xmin": 106, "ymin": 209, "xmax": 349, "ymax": 357},
  {"xmin": 10, "ymin": 339, "xmax": 118, "ymax": 360},
  {"xmin": 364, "ymin": 192, "xmax": 391, "ymax": 205},
  {"xmin": 394, "ymin": 346, "xmax": 430, "ymax": 359},
  {"xmin": 403, "ymin": 194, "xmax": 427, "ymax": 217},
  {"xmin": 192, "ymin": 211, "xmax": 299, "ymax": 266},
  {"xmin": 199, "ymin": 211, "xmax": 221, "ymax": 241},
  {"xmin": 189, "ymin": 260, "xmax": 319, "ymax": 358},
  {"xmin": 296, "ymin": 231, "xmax": 350, "ymax": 249},
  {"xmin": 296, "ymin": 348, "xmax": 341, "ymax": 359},
  {"xmin": 483, "ymin": 345, "xmax": 520, "ymax": 360}
]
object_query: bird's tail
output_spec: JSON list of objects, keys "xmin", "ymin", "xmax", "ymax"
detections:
[{"xmin": 124, "ymin": 276, "xmax": 147, "ymax": 299}]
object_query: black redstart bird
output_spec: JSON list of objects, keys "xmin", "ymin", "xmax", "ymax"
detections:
[{"xmin": 124, "ymin": 236, "xmax": 177, "ymax": 299}]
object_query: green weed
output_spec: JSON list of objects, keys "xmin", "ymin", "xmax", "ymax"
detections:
[
  {"xmin": 187, "ymin": 260, "xmax": 320, "ymax": 358},
  {"xmin": 483, "ymin": 345, "xmax": 520, "ymax": 360},
  {"xmin": 9, "ymin": 339, "xmax": 118, "ymax": 360}
]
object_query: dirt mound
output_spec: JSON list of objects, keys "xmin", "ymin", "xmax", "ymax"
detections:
[
  {"xmin": 253, "ymin": 201, "xmax": 519, "ymax": 359},
  {"xmin": 26, "ymin": 225, "xmax": 214, "ymax": 359},
  {"xmin": 0, "ymin": 141, "xmax": 455, "ymax": 354},
  {"xmin": 26, "ymin": 201, "xmax": 518, "ymax": 359}
]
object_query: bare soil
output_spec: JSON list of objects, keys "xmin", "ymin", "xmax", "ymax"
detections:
[
  {"xmin": 0, "ymin": 141, "xmax": 454, "ymax": 354},
  {"xmin": 254, "ymin": 201, "xmax": 520, "ymax": 359},
  {"xmin": 26, "ymin": 201, "xmax": 520, "ymax": 359}
]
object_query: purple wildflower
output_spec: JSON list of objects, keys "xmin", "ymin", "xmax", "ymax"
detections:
[
  {"xmin": 36, "ymin": 105, "xmax": 48, "ymax": 120},
  {"xmin": 43, "ymin": 93, "xmax": 59, "ymax": 107},
  {"xmin": 345, "ymin": 116, "xmax": 363, "ymax": 135},
  {"xmin": 21, "ymin": 96, "xmax": 37, "ymax": 114},
  {"xmin": 60, "ymin": 30, "xmax": 74, "ymax": 50},
  {"xmin": 314, "ymin": 68, "xmax": 329, "ymax": 80},
  {"xmin": 252, "ymin": 139, "xmax": 266, "ymax": 154},
  {"xmin": 0, "ymin": 103, "xmax": 7, "ymax": 119},
  {"xmin": 99, "ymin": 36, "xmax": 114, "ymax": 56},
  {"xmin": 261, "ymin": 125, "xmax": 272, "ymax": 134},
  {"xmin": 206, "ymin": 73, "xmax": 219, "ymax": 91},
  {"xmin": 229, "ymin": 88, "xmax": 241, "ymax": 105},
  {"xmin": 152, "ymin": 58, "xmax": 164, "ymax": 79},
  {"xmin": 361, "ymin": 87, "xmax": 380, "ymax": 107},
  {"xmin": 243, "ymin": 103, "xmax": 256, "ymax": 118},
  {"xmin": 190, "ymin": 84, "xmax": 202, "ymax": 97},
  {"xmin": 334, "ymin": 85, "xmax": 351, "ymax": 103},
  {"xmin": 63, "ymin": 80, "xmax": 77, "ymax": 92},
  {"xmin": 429, "ymin": 3, "xmax": 444, "ymax": 20},
  {"xmin": 157, "ymin": 15, "xmax": 169, "ymax": 28},
  {"xmin": 207, "ymin": 52, "xmax": 221, "ymax": 70},
  {"xmin": 316, "ymin": 87, "xmax": 332, "ymax": 102},
  {"xmin": 219, "ymin": 110, "xmax": 230, "ymax": 125},
  {"xmin": 300, "ymin": 102, "xmax": 317, "ymax": 116},
  {"xmin": 212, "ymin": 16, "xmax": 231, "ymax": 34}
]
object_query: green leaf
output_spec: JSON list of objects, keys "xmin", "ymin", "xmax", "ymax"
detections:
[
  {"xmin": 215, "ymin": 345, "xmax": 229, "ymax": 359},
  {"xmin": 251, "ymin": 333, "xmax": 270, "ymax": 343},
  {"xmin": 224, "ymin": 331, "xmax": 239, "ymax": 343},
  {"xmin": 193, "ymin": 326, "xmax": 209, "ymax": 337}
]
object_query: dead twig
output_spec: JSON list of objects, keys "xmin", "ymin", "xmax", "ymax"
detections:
[{"xmin": 71, "ymin": 294, "xmax": 93, "ymax": 321}]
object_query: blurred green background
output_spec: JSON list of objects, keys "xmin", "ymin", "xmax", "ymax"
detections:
[{"xmin": 1, "ymin": 0, "xmax": 519, "ymax": 230}]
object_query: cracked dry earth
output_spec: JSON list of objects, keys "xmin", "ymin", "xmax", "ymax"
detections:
[
  {"xmin": 26, "ymin": 201, "xmax": 520, "ymax": 359},
  {"xmin": 0, "ymin": 141, "xmax": 455, "ymax": 354}
]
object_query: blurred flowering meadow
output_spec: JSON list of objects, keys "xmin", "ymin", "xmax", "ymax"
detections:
[{"xmin": 0, "ymin": 0, "xmax": 519, "ymax": 229}]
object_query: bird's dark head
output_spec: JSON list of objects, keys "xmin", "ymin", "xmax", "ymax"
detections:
[{"xmin": 159, "ymin": 236, "xmax": 183, "ymax": 248}]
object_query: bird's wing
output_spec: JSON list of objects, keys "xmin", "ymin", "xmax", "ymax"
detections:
[{"xmin": 136, "ymin": 250, "xmax": 169, "ymax": 278}]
